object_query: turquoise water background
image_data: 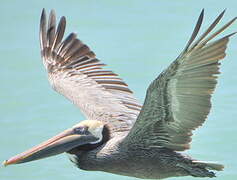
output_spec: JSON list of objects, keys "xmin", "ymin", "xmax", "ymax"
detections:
[{"xmin": 1, "ymin": 1, "xmax": 237, "ymax": 180}]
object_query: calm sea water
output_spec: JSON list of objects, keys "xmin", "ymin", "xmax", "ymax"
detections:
[{"xmin": 1, "ymin": 1, "xmax": 237, "ymax": 180}]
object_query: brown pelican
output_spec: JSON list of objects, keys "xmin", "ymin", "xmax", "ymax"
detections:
[{"xmin": 3, "ymin": 9, "xmax": 236, "ymax": 179}]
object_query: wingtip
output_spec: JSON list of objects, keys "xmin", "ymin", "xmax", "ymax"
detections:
[
  {"xmin": 60, "ymin": 16, "xmax": 66, "ymax": 25},
  {"xmin": 40, "ymin": 8, "xmax": 48, "ymax": 51},
  {"xmin": 49, "ymin": 9, "xmax": 56, "ymax": 18},
  {"xmin": 200, "ymin": 8, "xmax": 204, "ymax": 17},
  {"xmin": 201, "ymin": 8, "xmax": 204, "ymax": 13},
  {"xmin": 232, "ymin": 16, "xmax": 237, "ymax": 22},
  {"xmin": 183, "ymin": 8, "xmax": 204, "ymax": 52},
  {"xmin": 218, "ymin": 9, "xmax": 226, "ymax": 19},
  {"xmin": 222, "ymin": 8, "xmax": 226, "ymax": 14},
  {"xmin": 199, "ymin": 9, "xmax": 204, "ymax": 22},
  {"xmin": 41, "ymin": 8, "xmax": 46, "ymax": 16},
  {"xmin": 48, "ymin": 9, "xmax": 56, "ymax": 29},
  {"xmin": 41, "ymin": 8, "xmax": 46, "ymax": 23},
  {"xmin": 198, "ymin": 8, "xmax": 205, "ymax": 19},
  {"xmin": 226, "ymin": 31, "xmax": 237, "ymax": 38}
]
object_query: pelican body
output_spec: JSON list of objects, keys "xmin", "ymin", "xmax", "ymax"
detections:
[{"xmin": 3, "ymin": 9, "xmax": 236, "ymax": 179}]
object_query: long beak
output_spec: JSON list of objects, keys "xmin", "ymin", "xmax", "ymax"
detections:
[{"xmin": 3, "ymin": 128, "xmax": 97, "ymax": 166}]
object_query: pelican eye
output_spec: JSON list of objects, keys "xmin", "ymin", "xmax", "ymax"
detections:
[{"xmin": 73, "ymin": 126, "xmax": 88, "ymax": 134}]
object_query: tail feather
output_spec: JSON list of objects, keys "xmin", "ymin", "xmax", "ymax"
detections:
[
  {"xmin": 192, "ymin": 160, "xmax": 224, "ymax": 171},
  {"xmin": 177, "ymin": 160, "xmax": 224, "ymax": 178}
]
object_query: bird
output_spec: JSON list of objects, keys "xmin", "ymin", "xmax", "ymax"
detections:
[{"xmin": 3, "ymin": 8, "xmax": 236, "ymax": 179}]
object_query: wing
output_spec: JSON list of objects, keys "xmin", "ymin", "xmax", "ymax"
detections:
[
  {"xmin": 124, "ymin": 10, "xmax": 236, "ymax": 151},
  {"xmin": 39, "ymin": 9, "xmax": 141, "ymax": 134}
]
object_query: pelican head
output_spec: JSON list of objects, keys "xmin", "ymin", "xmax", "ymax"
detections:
[{"xmin": 3, "ymin": 120, "xmax": 108, "ymax": 166}]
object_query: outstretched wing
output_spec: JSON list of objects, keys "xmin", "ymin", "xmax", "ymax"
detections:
[
  {"xmin": 40, "ymin": 9, "xmax": 141, "ymax": 134},
  {"xmin": 124, "ymin": 10, "xmax": 236, "ymax": 151}
]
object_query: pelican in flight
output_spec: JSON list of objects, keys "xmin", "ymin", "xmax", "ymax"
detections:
[{"xmin": 3, "ymin": 9, "xmax": 236, "ymax": 179}]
